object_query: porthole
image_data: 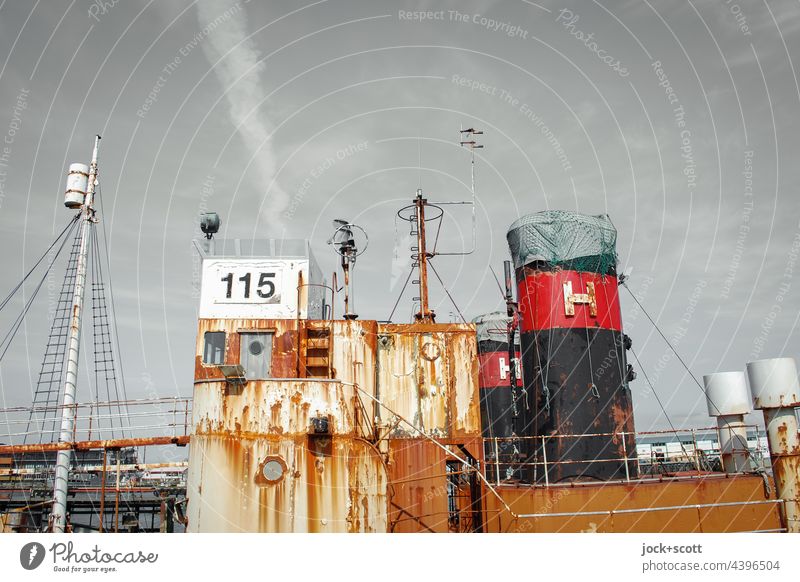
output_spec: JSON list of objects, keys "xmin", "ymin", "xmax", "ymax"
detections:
[
  {"xmin": 258, "ymin": 456, "xmax": 287, "ymax": 485},
  {"xmin": 248, "ymin": 340, "xmax": 265, "ymax": 356}
]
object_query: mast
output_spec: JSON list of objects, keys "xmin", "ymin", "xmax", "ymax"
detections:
[
  {"xmin": 52, "ymin": 134, "xmax": 100, "ymax": 533},
  {"xmin": 413, "ymin": 189, "xmax": 434, "ymax": 323}
]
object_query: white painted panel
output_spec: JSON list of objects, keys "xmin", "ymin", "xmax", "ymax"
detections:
[{"xmin": 199, "ymin": 258, "xmax": 306, "ymax": 318}]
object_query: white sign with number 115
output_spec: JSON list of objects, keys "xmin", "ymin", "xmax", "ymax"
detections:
[{"xmin": 200, "ymin": 259, "xmax": 297, "ymax": 319}]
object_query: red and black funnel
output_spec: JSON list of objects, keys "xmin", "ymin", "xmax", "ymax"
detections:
[{"xmin": 506, "ymin": 211, "xmax": 637, "ymax": 483}]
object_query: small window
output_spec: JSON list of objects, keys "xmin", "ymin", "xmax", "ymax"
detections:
[
  {"xmin": 203, "ymin": 332, "xmax": 225, "ymax": 364},
  {"xmin": 239, "ymin": 332, "xmax": 273, "ymax": 380}
]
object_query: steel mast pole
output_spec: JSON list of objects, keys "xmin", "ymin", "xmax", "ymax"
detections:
[
  {"xmin": 414, "ymin": 189, "xmax": 433, "ymax": 323},
  {"xmin": 52, "ymin": 134, "xmax": 100, "ymax": 533}
]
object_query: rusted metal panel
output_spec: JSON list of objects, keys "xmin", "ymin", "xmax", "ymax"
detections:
[
  {"xmin": 188, "ymin": 376, "xmax": 386, "ymax": 532},
  {"xmin": 762, "ymin": 407, "xmax": 800, "ymax": 532},
  {"xmin": 387, "ymin": 439, "xmax": 450, "ymax": 533},
  {"xmin": 195, "ymin": 318, "xmax": 300, "ymax": 381},
  {"xmin": 328, "ymin": 320, "xmax": 377, "ymax": 392},
  {"xmin": 376, "ymin": 323, "xmax": 481, "ymax": 439},
  {"xmin": 186, "ymin": 435, "xmax": 386, "ymax": 532},
  {"xmin": 446, "ymin": 331, "xmax": 481, "ymax": 437},
  {"xmin": 483, "ymin": 473, "xmax": 783, "ymax": 532},
  {"xmin": 192, "ymin": 379, "xmax": 360, "ymax": 438}
]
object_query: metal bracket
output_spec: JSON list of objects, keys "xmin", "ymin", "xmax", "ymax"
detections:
[{"xmin": 563, "ymin": 281, "xmax": 597, "ymax": 317}]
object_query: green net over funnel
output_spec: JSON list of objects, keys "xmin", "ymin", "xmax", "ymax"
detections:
[{"xmin": 506, "ymin": 210, "xmax": 617, "ymax": 275}]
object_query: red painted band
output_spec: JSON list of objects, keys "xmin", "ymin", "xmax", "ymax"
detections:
[
  {"xmin": 517, "ymin": 269, "xmax": 622, "ymax": 331},
  {"xmin": 478, "ymin": 352, "xmax": 522, "ymax": 387}
]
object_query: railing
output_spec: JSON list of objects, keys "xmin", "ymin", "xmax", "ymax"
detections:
[
  {"xmin": 0, "ymin": 397, "xmax": 192, "ymax": 445},
  {"xmin": 483, "ymin": 425, "xmax": 771, "ymax": 486},
  {"xmin": 296, "ymin": 282, "xmax": 336, "ymax": 320}
]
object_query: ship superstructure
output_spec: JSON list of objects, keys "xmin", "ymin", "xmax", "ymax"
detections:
[{"xmin": 184, "ymin": 194, "xmax": 796, "ymax": 533}]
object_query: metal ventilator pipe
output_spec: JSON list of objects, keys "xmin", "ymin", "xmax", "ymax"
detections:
[
  {"xmin": 703, "ymin": 371, "xmax": 751, "ymax": 473},
  {"xmin": 746, "ymin": 358, "xmax": 800, "ymax": 533}
]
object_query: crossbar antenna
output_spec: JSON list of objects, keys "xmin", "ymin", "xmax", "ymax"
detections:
[{"xmin": 428, "ymin": 126, "xmax": 483, "ymax": 257}]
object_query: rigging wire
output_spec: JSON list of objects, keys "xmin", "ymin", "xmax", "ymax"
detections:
[
  {"xmin": 24, "ymin": 219, "xmax": 84, "ymax": 444},
  {"xmin": 620, "ymin": 281, "xmax": 732, "ymax": 419},
  {"xmin": 0, "ymin": 218, "xmax": 80, "ymax": 365},
  {"xmin": 0, "ymin": 214, "xmax": 80, "ymax": 314},
  {"xmin": 620, "ymin": 279, "xmax": 749, "ymax": 470},
  {"xmin": 95, "ymin": 182, "xmax": 131, "ymax": 422},
  {"xmin": 427, "ymin": 260, "xmax": 467, "ymax": 324},
  {"xmin": 386, "ymin": 268, "xmax": 414, "ymax": 323},
  {"xmin": 90, "ymin": 222, "xmax": 129, "ymax": 438},
  {"xmin": 628, "ymin": 346, "xmax": 693, "ymax": 465}
]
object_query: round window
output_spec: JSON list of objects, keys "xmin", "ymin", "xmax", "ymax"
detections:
[
  {"xmin": 261, "ymin": 457, "xmax": 286, "ymax": 484},
  {"xmin": 248, "ymin": 341, "xmax": 264, "ymax": 356}
]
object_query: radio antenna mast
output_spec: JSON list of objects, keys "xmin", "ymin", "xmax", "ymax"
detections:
[
  {"xmin": 459, "ymin": 127, "xmax": 483, "ymax": 199},
  {"xmin": 412, "ymin": 189, "xmax": 434, "ymax": 323}
]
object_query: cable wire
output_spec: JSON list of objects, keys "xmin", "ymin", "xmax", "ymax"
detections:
[{"xmin": 0, "ymin": 214, "xmax": 79, "ymax": 314}]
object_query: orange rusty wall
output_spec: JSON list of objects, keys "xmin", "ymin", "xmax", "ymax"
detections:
[
  {"xmin": 376, "ymin": 323, "xmax": 481, "ymax": 439},
  {"xmin": 387, "ymin": 439, "xmax": 450, "ymax": 533},
  {"xmin": 192, "ymin": 379, "xmax": 362, "ymax": 438},
  {"xmin": 328, "ymin": 320, "xmax": 377, "ymax": 395},
  {"xmin": 186, "ymin": 434, "xmax": 387, "ymax": 532},
  {"xmin": 194, "ymin": 319, "xmax": 378, "ymax": 389},
  {"xmin": 483, "ymin": 474, "xmax": 783, "ymax": 533},
  {"xmin": 195, "ymin": 319, "xmax": 300, "ymax": 381},
  {"xmin": 188, "ymin": 377, "xmax": 387, "ymax": 532}
]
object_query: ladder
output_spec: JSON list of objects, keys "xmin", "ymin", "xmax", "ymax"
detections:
[{"xmin": 302, "ymin": 321, "xmax": 332, "ymax": 378}]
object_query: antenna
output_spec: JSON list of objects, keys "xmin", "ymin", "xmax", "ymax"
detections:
[
  {"xmin": 413, "ymin": 190, "xmax": 433, "ymax": 322},
  {"xmin": 390, "ymin": 127, "xmax": 487, "ymax": 322},
  {"xmin": 424, "ymin": 126, "xmax": 484, "ymax": 257},
  {"xmin": 459, "ymin": 126, "xmax": 483, "ymax": 203},
  {"xmin": 327, "ymin": 219, "xmax": 368, "ymax": 320}
]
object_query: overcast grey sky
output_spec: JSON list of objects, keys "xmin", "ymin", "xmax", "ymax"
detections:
[{"xmin": 0, "ymin": 0, "xmax": 799, "ymax": 438}]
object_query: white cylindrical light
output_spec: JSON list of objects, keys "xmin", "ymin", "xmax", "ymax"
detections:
[{"xmin": 64, "ymin": 163, "xmax": 89, "ymax": 209}]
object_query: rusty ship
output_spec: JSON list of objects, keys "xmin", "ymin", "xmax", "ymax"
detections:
[{"xmin": 1, "ymin": 133, "xmax": 799, "ymax": 534}]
